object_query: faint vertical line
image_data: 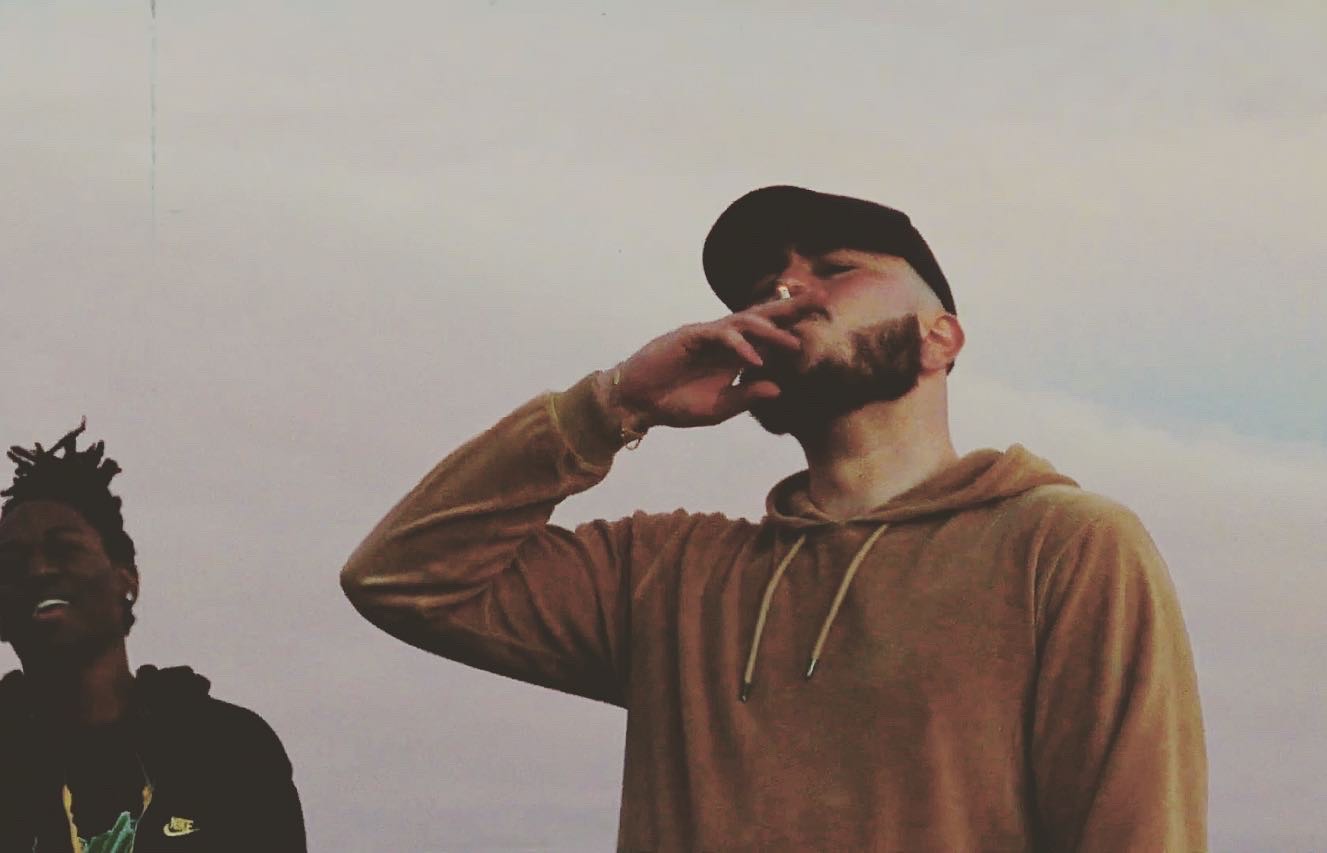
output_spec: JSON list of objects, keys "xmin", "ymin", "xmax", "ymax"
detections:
[{"xmin": 150, "ymin": 0, "xmax": 157, "ymax": 245}]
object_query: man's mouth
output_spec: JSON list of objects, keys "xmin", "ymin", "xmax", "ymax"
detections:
[{"xmin": 32, "ymin": 598, "xmax": 71, "ymax": 617}]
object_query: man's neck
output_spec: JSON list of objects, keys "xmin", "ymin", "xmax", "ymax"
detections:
[
  {"xmin": 22, "ymin": 643, "xmax": 134, "ymax": 730},
  {"xmin": 799, "ymin": 381, "xmax": 958, "ymax": 520}
]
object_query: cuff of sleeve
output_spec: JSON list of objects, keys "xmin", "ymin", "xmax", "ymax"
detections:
[{"xmin": 550, "ymin": 372, "xmax": 623, "ymax": 470}]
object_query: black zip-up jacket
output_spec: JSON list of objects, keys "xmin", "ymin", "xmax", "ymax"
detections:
[{"xmin": 0, "ymin": 665, "xmax": 306, "ymax": 852}]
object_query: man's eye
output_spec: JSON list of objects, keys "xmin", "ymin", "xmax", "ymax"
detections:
[{"xmin": 816, "ymin": 263, "xmax": 852, "ymax": 276}]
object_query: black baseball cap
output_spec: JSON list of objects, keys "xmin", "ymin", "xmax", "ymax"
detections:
[{"xmin": 702, "ymin": 185, "xmax": 956, "ymax": 315}]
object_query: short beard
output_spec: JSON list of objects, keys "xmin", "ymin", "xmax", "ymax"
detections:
[{"xmin": 747, "ymin": 313, "xmax": 923, "ymax": 438}]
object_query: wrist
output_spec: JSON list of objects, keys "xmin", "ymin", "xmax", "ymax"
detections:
[
  {"xmin": 553, "ymin": 373, "xmax": 626, "ymax": 468},
  {"xmin": 597, "ymin": 364, "xmax": 654, "ymax": 447}
]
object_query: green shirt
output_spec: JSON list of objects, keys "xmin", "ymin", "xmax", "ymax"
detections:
[{"xmin": 80, "ymin": 810, "xmax": 138, "ymax": 853}]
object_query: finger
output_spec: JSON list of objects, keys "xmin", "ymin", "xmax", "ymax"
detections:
[
  {"xmin": 746, "ymin": 291, "xmax": 830, "ymax": 325},
  {"xmin": 729, "ymin": 314, "xmax": 802, "ymax": 351},
  {"xmin": 684, "ymin": 326, "xmax": 754, "ymax": 364},
  {"xmin": 707, "ymin": 326, "xmax": 765, "ymax": 367}
]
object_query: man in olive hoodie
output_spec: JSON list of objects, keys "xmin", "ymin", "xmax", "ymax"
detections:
[{"xmin": 342, "ymin": 186, "xmax": 1207, "ymax": 851}]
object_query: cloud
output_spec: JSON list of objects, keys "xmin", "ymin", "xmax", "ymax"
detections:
[{"xmin": 3, "ymin": 3, "xmax": 1324, "ymax": 849}]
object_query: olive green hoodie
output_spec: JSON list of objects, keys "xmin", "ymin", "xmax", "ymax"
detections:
[{"xmin": 341, "ymin": 374, "xmax": 1206, "ymax": 852}]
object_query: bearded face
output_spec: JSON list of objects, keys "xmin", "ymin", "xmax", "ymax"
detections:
[{"xmin": 745, "ymin": 313, "xmax": 923, "ymax": 437}]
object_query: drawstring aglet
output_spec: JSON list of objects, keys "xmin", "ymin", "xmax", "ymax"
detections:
[
  {"xmin": 739, "ymin": 681, "xmax": 752, "ymax": 703},
  {"xmin": 804, "ymin": 658, "xmax": 819, "ymax": 679}
]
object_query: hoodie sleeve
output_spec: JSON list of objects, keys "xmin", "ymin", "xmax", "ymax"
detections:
[
  {"xmin": 1031, "ymin": 507, "xmax": 1207, "ymax": 852},
  {"xmin": 340, "ymin": 373, "xmax": 680, "ymax": 706}
]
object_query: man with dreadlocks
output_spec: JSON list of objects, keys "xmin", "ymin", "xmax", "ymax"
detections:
[{"xmin": 0, "ymin": 420, "xmax": 306, "ymax": 852}]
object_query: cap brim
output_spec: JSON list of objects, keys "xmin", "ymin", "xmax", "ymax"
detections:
[{"xmin": 702, "ymin": 185, "xmax": 955, "ymax": 314}]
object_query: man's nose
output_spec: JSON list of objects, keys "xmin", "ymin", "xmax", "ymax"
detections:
[{"xmin": 29, "ymin": 554, "xmax": 60, "ymax": 579}]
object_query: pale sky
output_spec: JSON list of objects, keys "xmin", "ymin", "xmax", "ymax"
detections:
[{"xmin": 2, "ymin": 3, "xmax": 1324, "ymax": 850}]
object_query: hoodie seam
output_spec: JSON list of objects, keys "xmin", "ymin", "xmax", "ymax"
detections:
[
  {"xmin": 546, "ymin": 394, "xmax": 613, "ymax": 476},
  {"xmin": 1031, "ymin": 514, "xmax": 1119, "ymax": 645}
]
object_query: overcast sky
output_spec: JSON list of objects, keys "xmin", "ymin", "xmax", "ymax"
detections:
[{"xmin": 2, "ymin": 2, "xmax": 1324, "ymax": 850}]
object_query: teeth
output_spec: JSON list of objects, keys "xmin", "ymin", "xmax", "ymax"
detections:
[{"xmin": 34, "ymin": 598, "xmax": 70, "ymax": 614}]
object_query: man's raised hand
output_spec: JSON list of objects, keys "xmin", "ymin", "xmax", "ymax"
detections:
[{"xmin": 597, "ymin": 291, "xmax": 828, "ymax": 432}]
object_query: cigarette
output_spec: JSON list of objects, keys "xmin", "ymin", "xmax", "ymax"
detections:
[{"xmin": 776, "ymin": 284, "xmax": 792, "ymax": 301}]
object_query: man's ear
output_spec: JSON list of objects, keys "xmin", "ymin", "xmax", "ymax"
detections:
[
  {"xmin": 116, "ymin": 563, "xmax": 140, "ymax": 634},
  {"xmin": 115, "ymin": 563, "xmax": 139, "ymax": 603},
  {"xmin": 922, "ymin": 313, "xmax": 964, "ymax": 373}
]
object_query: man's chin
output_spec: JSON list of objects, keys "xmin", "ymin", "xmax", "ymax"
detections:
[
  {"xmin": 11, "ymin": 626, "xmax": 117, "ymax": 667},
  {"xmin": 747, "ymin": 375, "xmax": 922, "ymax": 437},
  {"xmin": 747, "ymin": 403, "xmax": 795, "ymax": 436},
  {"xmin": 747, "ymin": 391, "xmax": 836, "ymax": 438}
]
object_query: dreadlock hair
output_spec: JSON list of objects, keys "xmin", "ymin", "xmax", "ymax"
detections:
[{"xmin": 1, "ymin": 418, "xmax": 138, "ymax": 632}]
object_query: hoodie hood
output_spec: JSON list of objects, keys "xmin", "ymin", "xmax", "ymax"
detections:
[
  {"xmin": 739, "ymin": 445, "xmax": 1078, "ymax": 701},
  {"xmin": 132, "ymin": 664, "xmax": 213, "ymax": 707},
  {"xmin": 764, "ymin": 444, "xmax": 1077, "ymax": 529}
]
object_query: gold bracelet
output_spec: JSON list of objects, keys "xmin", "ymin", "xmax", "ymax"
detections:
[{"xmin": 612, "ymin": 367, "xmax": 647, "ymax": 450}]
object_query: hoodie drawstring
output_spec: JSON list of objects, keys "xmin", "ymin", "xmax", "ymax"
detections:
[
  {"xmin": 740, "ymin": 523, "xmax": 890, "ymax": 702},
  {"xmin": 740, "ymin": 534, "xmax": 805, "ymax": 702},
  {"xmin": 805, "ymin": 523, "xmax": 889, "ymax": 679},
  {"xmin": 62, "ymin": 762, "xmax": 153, "ymax": 853}
]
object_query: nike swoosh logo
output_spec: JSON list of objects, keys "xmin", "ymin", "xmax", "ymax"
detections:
[{"xmin": 163, "ymin": 818, "xmax": 199, "ymax": 837}]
